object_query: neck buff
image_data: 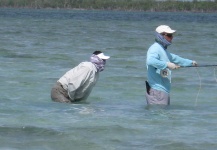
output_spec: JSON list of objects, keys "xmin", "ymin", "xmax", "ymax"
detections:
[
  {"xmin": 155, "ymin": 32, "xmax": 172, "ymax": 49},
  {"xmin": 90, "ymin": 54, "xmax": 106, "ymax": 72}
]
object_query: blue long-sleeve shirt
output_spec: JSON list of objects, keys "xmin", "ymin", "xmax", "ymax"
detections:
[{"xmin": 146, "ymin": 42, "xmax": 193, "ymax": 93}]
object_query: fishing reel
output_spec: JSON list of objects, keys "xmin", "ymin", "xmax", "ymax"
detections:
[{"xmin": 160, "ymin": 69, "xmax": 169, "ymax": 78}]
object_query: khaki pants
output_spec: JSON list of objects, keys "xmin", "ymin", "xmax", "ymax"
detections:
[{"xmin": 51, "ymin": 82, "xmax": 71, "ymax": 103}]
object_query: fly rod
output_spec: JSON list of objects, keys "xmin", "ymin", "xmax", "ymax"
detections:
[{"xmin": 182, "ymin": 64, "xmax": 217, "ymax": 68}]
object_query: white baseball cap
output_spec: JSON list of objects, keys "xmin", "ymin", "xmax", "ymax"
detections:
[
  {"xmin": 156, "ymin": 25, "xmax": 176, "ymax": 34},
  {"xmin": 97, "ymin": 53, "xmax": 110, "ymax": 60}
]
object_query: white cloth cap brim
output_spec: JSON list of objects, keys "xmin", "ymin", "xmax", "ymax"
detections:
[
  {"xmin": 156, "ymin": 25, "xmax": 176, "ymax": 34},
  {"xmin": 97, "ymin": 53, "xmax": 110, "ymax": 59}
]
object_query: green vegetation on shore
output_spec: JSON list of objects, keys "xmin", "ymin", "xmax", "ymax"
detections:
[{"xmin": 1, "ymin": 0, "xmax": 217, "ymax": 12}]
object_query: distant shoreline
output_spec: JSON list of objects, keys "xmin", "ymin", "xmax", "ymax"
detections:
[{"xmin": 1, "ymin": 1, "xmax": 217, "ymax": 13}]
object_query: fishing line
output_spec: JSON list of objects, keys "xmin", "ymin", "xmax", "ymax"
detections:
[
  {"xmin": 194, "ymin": 68, "xmax": 201, "ymax": 107},
  {"xmin": 194, "ymin": 67, "xmax": 217, "ymax": 107},
  {"xmin": 214, "ymin": 68, "xmax": 217, "ymax": 83}
]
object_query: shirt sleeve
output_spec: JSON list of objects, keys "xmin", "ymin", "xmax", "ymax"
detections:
[
  {"xmin": 169, "ymin": 53, "xmax": 193, "ymax": 67},
  {"xmin": 147, "ymin": 48, "xmax": 167, "ymax": 70}
]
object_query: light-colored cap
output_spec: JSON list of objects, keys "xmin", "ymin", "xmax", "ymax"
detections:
[
  {"xmin": 97, "ymin": 53, "xmax": 110, "ymax": 60},
  {"xmin": 156, "ymin": 25, "xmax": 176, "ymax": 34}
]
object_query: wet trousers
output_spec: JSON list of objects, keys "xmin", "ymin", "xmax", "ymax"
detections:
[
  {"xmin": 51, "ymin": 82, "xmax": 71, "ymax": 103},
  {"xmin": 145, "ymin": 81, "xmax": 170, "ymax": 105}
]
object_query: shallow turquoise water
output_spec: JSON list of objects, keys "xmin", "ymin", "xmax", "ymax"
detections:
[{"xmin": 0, "ymin": 8, "xmax": 217, "ymax": 150}]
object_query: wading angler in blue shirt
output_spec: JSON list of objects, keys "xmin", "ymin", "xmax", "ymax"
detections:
[{"xmin": 145, "ymin": 25, "xmax": 197, "ymax": 105}]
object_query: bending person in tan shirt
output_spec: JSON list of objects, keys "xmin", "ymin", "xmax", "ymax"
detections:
[{"xmin": 51, "ymin": 51, "xmax": 110, "ymax": 103}]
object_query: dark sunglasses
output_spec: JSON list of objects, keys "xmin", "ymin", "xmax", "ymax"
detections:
[{"xmin": 163, "ymin": 33, "xmax": 173, "ymax": 37}]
